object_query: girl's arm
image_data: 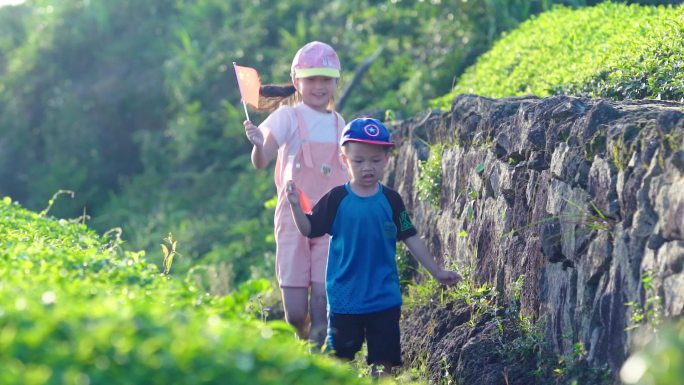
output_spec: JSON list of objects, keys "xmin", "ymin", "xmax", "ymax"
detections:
[
  {"xmin": 286, "ymin": 181, "xmax": 311, "ymax": 236},
  {"xmin": 403, "ymin": 235, "xmax": 461, "ymax": 286},
  {"xmin": 244, "ymin": 120, "xmax": 278, "ymax": 169}
]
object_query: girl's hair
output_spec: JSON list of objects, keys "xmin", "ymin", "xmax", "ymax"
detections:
[
  {"xmin": 257, "ymin": 82, "xmax": 337, "ymax": 112},
  {"xmin": 257, "ymin": 84, "xmax": 300, "ymax": 112}
]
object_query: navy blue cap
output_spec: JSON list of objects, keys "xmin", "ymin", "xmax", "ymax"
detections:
[{"xmin": 340, "ymin": 118, "xmax": 394, "ymax": 147}]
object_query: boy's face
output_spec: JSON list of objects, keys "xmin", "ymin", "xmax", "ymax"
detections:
[{"xmin": 341, "ymin": 142, "xmax": 390, "ymax": 189}]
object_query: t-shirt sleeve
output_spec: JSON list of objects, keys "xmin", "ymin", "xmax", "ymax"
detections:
[
  {"xmin": 306, "ymin": 186, "xmax": 347, "ymax": 238},
  {"xmin": 384, "ymin": 188, "xmax": 418, "ymax": 241},
  {"xmin": 259, "ymin": 106, "xmax": 296, "ymax": 146}
]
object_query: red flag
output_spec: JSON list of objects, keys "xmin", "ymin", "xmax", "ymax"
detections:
[
  {"xmin": 298, "ymin": 189, "xmax": 313, "ymax": 214},
  {"xmin": 233, "ymin": 63, "xmax": 260, "ymax": 108}
]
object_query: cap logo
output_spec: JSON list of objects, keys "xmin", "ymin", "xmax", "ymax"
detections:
[{"xmin": 364, "ymin": 124, "xmax": 380, "ymax": 137}]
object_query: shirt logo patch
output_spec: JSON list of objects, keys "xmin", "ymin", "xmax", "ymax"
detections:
[
  {"xmin": 399, "ymin": 211, "xmax": 414, "ymax": 232},
  {"xmin": 321, "ymin": 163, "xmax": 332, "ymax": 176}
]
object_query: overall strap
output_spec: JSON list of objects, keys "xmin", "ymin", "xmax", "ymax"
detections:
[
  {"xmin": 334, "ymin": 111, "xmax": 344, "ymax": 139},
  {"xmin": 334, "ymin": 111, "xmax": 345, "ymax": 167},
  {"xmin": 293, "ymin": 108, "xmax": 314, "ymax": 168}
]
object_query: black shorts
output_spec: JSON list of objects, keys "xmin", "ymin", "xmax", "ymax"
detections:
[{"xmin": 326, "ymin": 306, "xmax": 402, "ymax": 366}]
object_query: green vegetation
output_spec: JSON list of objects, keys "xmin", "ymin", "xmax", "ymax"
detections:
[
  {"xmin": 0, "ymin": 0, "xmax": 610, "ymax": 288},
  {"xmin": 499, "ymin": 323, "xmax": 613, "ymax": 385},
  {"xmin": 404, "ymin": 272, "xmax": 612, "ymax": 385},
  {"xmin": 625, "ymin": 270, "xmax": 664, "ymax": 332},
  {"xmin": 1, "ymin": 1, "xmax": 679, "ymax": 291},
  {"xmin": 403, "ymin": 263, "xmax": 495, "ymax": 318},
  {"xmin": 397, "ymin": 243, "xmax": 419, "ymax": 293},
  {"xmin": 505, "ymin": 197, "xmax": 615, "ymax": 239},
  {"xmin": 434, "ymin": 3, "xmax": 684, "ymax": 107},
  {"xmin": 0, "ymin": 1, "xmax": 681, "ymax": 382},
  {"xmin": 0, "ymin": 197, "xmax": 369, "ymax": 384},
  {"xmin": 416, "ymin": 144, "xmax": 444, "ymax": 207},
  {"xmin": 621, "ymin": 319, "xmax": 684, "ymax": 385}
]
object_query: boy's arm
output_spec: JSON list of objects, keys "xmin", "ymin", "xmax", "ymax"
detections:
[
  {"xmin": 286, "ymin": 181, "xmax": 311, "ymax": 236},
  {"xmin": 403, "ymin": 235, "xmax": 461, "ymax": 286}
]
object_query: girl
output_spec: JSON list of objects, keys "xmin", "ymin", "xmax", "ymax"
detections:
[{"xmin": 243, "ymin": 41, "xmax": 348, "ymax": 347}]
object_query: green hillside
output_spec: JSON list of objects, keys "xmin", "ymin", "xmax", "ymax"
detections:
[
  {"xmin": 0, "ymin": 197, "xmax": 368, "ymax": 385},
  {"xmin": 434, "ymin": 2, "xmax": 684, "ymax": 107}
]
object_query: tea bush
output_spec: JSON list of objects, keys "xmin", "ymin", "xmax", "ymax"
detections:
[
  {"xmin": 433, "ymin": 3, "xmax": 684, "ymax": 107},
  {"xmin": 0, "ymin": 197, "xmax": 369, "ymax": 385}
]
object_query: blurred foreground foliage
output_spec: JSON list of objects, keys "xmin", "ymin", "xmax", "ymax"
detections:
[
  {"xmin": 621, "ymin": 319, "xmax": 684, "ymax": 385},
  {"xmin": 0, "ymin": 197, "xmax": 370, "ymax": 385}
]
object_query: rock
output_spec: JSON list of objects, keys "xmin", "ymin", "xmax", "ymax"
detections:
[{"xmin": 390, "ymin": 95, "xmax": 684, "ymax": 383}]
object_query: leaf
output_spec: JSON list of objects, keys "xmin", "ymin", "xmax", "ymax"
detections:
[
  {"xmin": 161, "ymin": 244, "xmax": 169, "ymax": 257},
  {"xmin": 475, "ymin": 162, "xmax": 485, "ymax": 174},
  {"xmin": 164, "ymin": 254, "xmax": 174, "ymax": 274}
]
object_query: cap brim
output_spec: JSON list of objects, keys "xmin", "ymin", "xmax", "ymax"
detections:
[
  {"xmin": 341, "ymin": 138, "xmax": 394, "ymax": 147},
  {"xmin": 294, "ymin": 68, "xmax": 340, "ymax": 78}
]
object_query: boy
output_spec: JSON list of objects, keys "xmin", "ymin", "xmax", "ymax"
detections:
[{"xmin": 286, "ymin": 117, "xmax": 461, "ymax": 375}]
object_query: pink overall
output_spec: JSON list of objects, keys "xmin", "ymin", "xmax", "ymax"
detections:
[{"xmin": 273, "ymin": 109, "xmax": 348, "ymax": 288}]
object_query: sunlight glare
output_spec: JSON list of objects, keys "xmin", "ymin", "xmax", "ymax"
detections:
[{"xmin": 0, "ymin": 0, "xmax": 26, "ymax": 7}]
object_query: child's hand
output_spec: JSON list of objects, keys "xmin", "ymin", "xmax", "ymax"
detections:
[
  {"xmin": 432, "ymin": 269, "xmax": 462, "ymax": 286},
  {"xmin": 244, "ymin": 120, "xmax": 264, "ymax": 147},
  {"xmin": 285, "ymin": 181, "xmax": 300, "ymax": 207}
]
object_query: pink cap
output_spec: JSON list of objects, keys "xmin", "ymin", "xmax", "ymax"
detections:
[{"xmin": 291, "ymin": 41, "xmax": 341, "ymax": 79}]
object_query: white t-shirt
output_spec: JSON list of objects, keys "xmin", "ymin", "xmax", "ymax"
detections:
[{"xmin": 259, "ymin": 103, "xmax": 342, "ymax": 152}]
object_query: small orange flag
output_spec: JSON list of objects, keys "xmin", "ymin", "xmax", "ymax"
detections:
[
  {"xmin": 298, "ymin": 189, "xmax": 313, "ymax": 214},
  {"xmin": 233, "ymin": 63, "xmax": 260, "ymax": 108}
]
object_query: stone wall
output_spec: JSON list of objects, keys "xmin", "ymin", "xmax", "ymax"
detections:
[{"xmin": 391, "ymin": 95, "xmax": 683, "ymax": 383}]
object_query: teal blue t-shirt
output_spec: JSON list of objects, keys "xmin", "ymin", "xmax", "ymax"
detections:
[{"xmin": 307, "ymin": 183, "xmax": 417, "ymax": 314}]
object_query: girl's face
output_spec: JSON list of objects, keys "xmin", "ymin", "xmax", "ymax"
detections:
[
  {"xmin": 294, "ymin": 76, "xmax": 337, "ymax": 112},
  {"xmin": 341, "ymin": 142, "xmax": 390, "ymax": 195}
]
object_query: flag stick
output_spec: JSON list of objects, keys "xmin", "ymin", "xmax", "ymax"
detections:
[
  {"xmin": 233, "ymin": 62, "xmax": 251, "ymax": 121},
  {"xmin": 241, "ymin": 100, "xmax": 251, "ymax": 121}
]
